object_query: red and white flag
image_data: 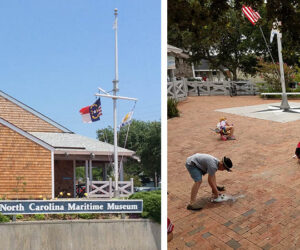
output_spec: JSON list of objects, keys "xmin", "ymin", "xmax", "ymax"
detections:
[
  {"xmin": 79, "ymin": 98, "xmax": 102, "ymax": 123},
  {"xmin": 242, "ymin": 5, "xmax": 261, "ymax": 25}
]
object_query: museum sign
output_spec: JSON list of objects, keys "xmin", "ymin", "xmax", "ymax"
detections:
[{"xmin": 0, "ymin": 200, "xmax": 143, "ymax": 215}]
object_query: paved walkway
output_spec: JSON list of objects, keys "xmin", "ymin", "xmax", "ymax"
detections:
[{"xmin": 168, "ymin": 96, "xmax": 300, "ymax": 250}]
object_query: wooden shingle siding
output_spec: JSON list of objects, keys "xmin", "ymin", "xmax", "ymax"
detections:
[
  {"xmin": 0, "ymin": 96, "xmax": 63, "ymax": 132},
  {"xmin": 0, "ymin": 124, "xmax": 52, "ymax": 199}
]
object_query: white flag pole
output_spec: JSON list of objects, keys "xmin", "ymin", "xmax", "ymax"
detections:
[
  {"xmin": 113, "ymin": 8, "xmax": 120, "ymax": 197},
  {"xmin": 274, "ymin": 21, "xmax": 290, "ymax": 110},
  {"xmin": 96, "ymin": 9, "xmax": 138, "ymax": 198}
]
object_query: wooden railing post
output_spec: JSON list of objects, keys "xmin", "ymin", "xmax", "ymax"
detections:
[
  {"xmin": 86, "ymin": 177, "xmax": 89, "ymax": 197},
  {"xmin": 131, "ymin": 178, "xmax": 134, "ymax": 194},
  {"xmin": 183, "ymin": 78, "xmax": 188, "ymax": 97},
  {"xmin": 250, "ymin": 81, "xmax": 254, "ymax": 95},
  {"xmin": 174, "ymin": 81, "xmax": 178, "ymax": 100},
  {"xmin": 109, "ymin": 178, "xmax": 112, "ymax": 199}
]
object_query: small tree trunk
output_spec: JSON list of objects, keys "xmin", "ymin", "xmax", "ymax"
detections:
[
  {"xmin": 232, "ymin": 68, "xmax": 238, "ymax": 81},
  {"xmin": 154, "ymin": 171, "xmax": 157, "ymax": 187}
]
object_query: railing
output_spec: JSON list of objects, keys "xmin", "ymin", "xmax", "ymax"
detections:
[
  {"xmin": 86, "ymin": 178, "xmax": 134, "ymax": 198},
  {"xmin": 167, "ymin": 79, "xmax": 257, "ymax": 100},
  {"xmin": 167, "ymin": 79, "xmax": 188, "ymax": 101}
]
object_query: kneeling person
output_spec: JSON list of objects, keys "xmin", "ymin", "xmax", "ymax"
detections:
[
  {"xmin": 186, "ymin": 153, "xmax": 233, "ymax": 210},
  {"xmin": 295, "ymin": 142, "xmax": 300, "ymax": 164},
  {"xmin": 217, "ymin": 117, "xmax": 235, "ymax": 140}
]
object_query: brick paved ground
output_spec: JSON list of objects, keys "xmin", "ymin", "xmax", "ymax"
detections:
[{"xmin": 168, "ymin": 96, "xmax": 300, "ymax": 250}]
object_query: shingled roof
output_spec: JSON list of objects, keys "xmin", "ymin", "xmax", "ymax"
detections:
[
  {"xmin": 0, "ymin": 90, "xmax": 135, "ymax": 157},
  {"xmin": 30, "ymin": 132, "xmax": 135, "ymax": 156}
]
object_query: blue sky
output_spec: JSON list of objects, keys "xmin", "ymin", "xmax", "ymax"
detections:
[{"xmin": 0, "ymin": 0, "xmax": 161, "ymax": 138}]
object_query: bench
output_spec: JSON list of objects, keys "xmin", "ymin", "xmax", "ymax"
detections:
[{"xmin": 261, "ymin": 92, "xmax": 300, "ymax": 99}]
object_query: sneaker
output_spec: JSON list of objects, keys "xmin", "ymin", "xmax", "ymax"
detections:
[
  {"xmin": 221, "ymin": 135, "xmax": 227, "ymax": 141},
  {"xmin": 214, "ymin": 128, "xmax": 221, "ymax": 133},
  {"xmin": 187, "ymin": 204, "xmax": 203, "ymax": 210},
  {"xmin": 227, "ymin": 136, "xmax": 236, "ymax": 140},
  {"xmin": 212, "ymin": 194, "xmax": 226, "ymax": 203}
]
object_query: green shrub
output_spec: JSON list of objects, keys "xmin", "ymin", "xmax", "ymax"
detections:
[
  {"xmin": 129, "ymin": 190, "xmax": 161, "ymax": 223},
  {"xmin": 257, "ymin": 60, "xmax": 295, "ymax": 92},
  {"xmin": 258, "ymin": 81, "xmax": 300, "ymax": 99},
  {"xmin": 167, "ymin": 98, "xmax": 179, "ymax": 119},
  {"xmin": 48, "ymin": 214, "xmax": 64, "ymax": 220},
  {"xmin": 34, "ymin": 214, "xmax": 45, "ymax": 220},
  {"xmin": 78, "ymin": 213, "xmax": 96, "ymax": 219},
  {"xmin": 0, "ymin": 213, "xmax": 10, "ymax": 223},
  {"xmin": 66, "ymin": 214, "xmax": 78, "ymax": 220},
  {"xmin": 16, "ymin": 214, "xmax": 24, "ymax": 220}
]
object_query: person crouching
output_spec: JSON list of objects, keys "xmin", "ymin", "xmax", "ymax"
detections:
[{"xmin": 186, "ymin": 153, "xmax": 233, "ymax": 210}]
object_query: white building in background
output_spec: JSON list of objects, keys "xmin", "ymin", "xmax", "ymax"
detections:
[
  {"xmin": 193, "ymin": 59, "xmax": 229, "ymax": 82},
  {"xmin": 167, "ymin": 44, "xmax": 230, "ymax": 82},
  {"xmin": 167, "ymin": 44, "xmax": 191, "ymax": 81}
]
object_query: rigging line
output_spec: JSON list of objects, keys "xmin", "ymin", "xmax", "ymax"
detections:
[
  {"xmin": 259, "ymin": 25, "xmax": 281, "ymax": 78},
  {"xmin": 131, "ymin": 100, "xmax": 137, "ymax": 111},
  {"xmin": 120, "ymin": 100, "xmax": 137, "ymax": 166},
  {"xmin": 120, "ymin": 120, "xmax": 132, "ymax": 167}
]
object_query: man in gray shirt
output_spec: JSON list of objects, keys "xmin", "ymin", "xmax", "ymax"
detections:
[{"xmin": 185, "ymin": 153, "xmax": 233, "ymax": 210}]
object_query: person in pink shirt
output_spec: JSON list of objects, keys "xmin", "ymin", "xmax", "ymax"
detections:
[
  {"xmin": 167, "ymin": 218, "xmax": 174, "ymax": 242},
  {"xmin": 216, "ymin": 117, "xmax": 235, "ymax": 140}
]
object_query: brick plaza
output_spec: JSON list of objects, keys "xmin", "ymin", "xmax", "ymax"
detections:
[{"xmin": 168, "ymin": 96, "xmax": 300, "ymax": 249}]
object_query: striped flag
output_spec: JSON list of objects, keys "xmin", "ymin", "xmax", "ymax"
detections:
[
  {"xmin": 242, "ymin": 5, "xmax": 261, "ymax": 25},
  {"xmin": 79, "ymin": 98, "xmax": 102, "ymax": 123},
  {"xmin": 119, "ymin": 111, "xmax": 133, "ymax": 128}
]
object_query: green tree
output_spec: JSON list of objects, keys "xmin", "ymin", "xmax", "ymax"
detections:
[
  {"xmin": 294, "ymin": 60, "xmax": 300, "ymax": 83},
  {"xmin": 168, "ymin": 1, "xmax": 259, "ymax": 80},
  {"xmin": 168, "ymin": 0, "xmax": 300, "ymax": 79},
  {"xmin": 295, "ymin": 67, "xmax": 300, "ymax": 83},
  {"xmin": 96, "ymin": 120, "xmax": 161, "ymax": 187},
  {"xmin": 257, "ymin": 59, "xmax": 296, "ymax": 91},
  {"xmin": 265, "ymin": 0, "xmax": 300, "ymax": 66}
]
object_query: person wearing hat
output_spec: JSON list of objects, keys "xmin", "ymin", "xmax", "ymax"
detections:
[
  {"xmin": 185, "ymin": 153, "xmax": 233, "ymax": 210},
  {"xmin": 216, "ymin": 117, "xmax": 235, "ymax": 140},
  {"xmin": 293, "ymin": 142, "xmax": 300, "ymax": 163}
]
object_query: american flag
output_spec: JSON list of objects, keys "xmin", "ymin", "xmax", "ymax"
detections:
[{"xmin": 242, "ymin": 5, "xmax": 261, "ymax": 25}]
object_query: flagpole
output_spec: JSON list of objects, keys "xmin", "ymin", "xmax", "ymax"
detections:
[
  {"xmin": 242, "ymin": 6, "xmax": 290, "ymax": 110},
  {"xmin": 258, "ymin": 26, "xmax": 279, "ymax": 76},
  {"xmin": 274, "ymin": 21, "xmax": 290, "ymax": 110},
  {"xmin": 113, "ymin": 8, "xmax": 120, "ymax": 197},
  {"xmin": 95, "ymin": 9, "xmax": 138, "ymax": 198}
]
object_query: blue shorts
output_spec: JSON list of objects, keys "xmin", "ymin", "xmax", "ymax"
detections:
[{"xmin": 186, "ymin": 163, "xmax": 202, "ymax": 182}]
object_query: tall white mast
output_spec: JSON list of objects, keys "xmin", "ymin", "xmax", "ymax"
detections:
[
  {"xmin": 274, "ymin": 21, "xmax": 290, "ymax": 110},
  {"xmin": 113, "ymin": 8, "xmax": 119, "ymax": 196},
  {"xmin": 96, "ymin": 9, "xmax": 138, "ymax": 198}
]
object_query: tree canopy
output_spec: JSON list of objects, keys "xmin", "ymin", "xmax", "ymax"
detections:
[
  {"xmin": 97, "ymin": 120, "xmax": 161, "ymax": 186},
  {"xmin": 168, "ymin": 0, "xmax": 300, "ymax": 80}
]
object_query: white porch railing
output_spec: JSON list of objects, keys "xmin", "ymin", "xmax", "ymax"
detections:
[
  {"xmin": 168, "ymin": 78, "xmax": 257, "ymax": 100},
  {"xmin": 86, "ymin": 178, "xmax": 134, "ymax": 198}
]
